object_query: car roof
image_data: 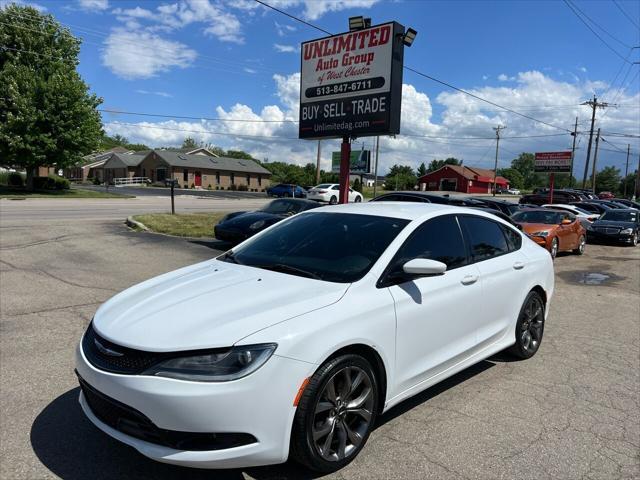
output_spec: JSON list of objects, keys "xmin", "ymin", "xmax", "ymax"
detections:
[{"xmin": 470, "ymin": 197, "xmax": 518, "ymax": 205}]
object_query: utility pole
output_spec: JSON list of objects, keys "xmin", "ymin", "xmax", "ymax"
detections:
[
  {"xmin": 635, "ymin": 153, "xmax": 640, "ymax": 200},
  {"xmin": 569, "ymin": 117, "xmax": 578, "ymax": 187},
  {"xmin": 581, "ymin": 96, "xmax": 613, "ymax": 188},
  {"xmin": 492, "ymin": 125, "xmax": 506, "ymax": 196},
  {"xmin": 315, "ymin": 140, "xmax": 321, "ymax": 185},
  {"xmin": 591, "ymin": 128, "xmax": 601, "ymax": 193},
  {"xmin": 373, "ymin": 136, "xmax": 380, "ymax": 198},
  {"xmin": 623, "ymin": 144, "xmax": 630, "ymax": 198}
]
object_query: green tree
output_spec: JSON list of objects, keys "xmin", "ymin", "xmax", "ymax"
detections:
[
  {"xmin": 225, "ymin": 150, "xmax": 254, "ymax": 160},
  {"xmin": 0, "ymin": 5, "xmax": 103, "ymax": 189},
  {"xmin": 427, "ymin": 157, "xmax": 460, "ymax": 173},
  {"xmin": 181, "ymin": 137, "xmax": 198, "ymax": 149},
  {"xmin": 385, "ymin": 164, "xmax": 416, "ymax": 190},
  {"xmin": 509, "ymin": 153, "xmax": 546, "ymax": 190},
  {"xmin": 417, "ymin": 162, "xmax": 428, "ymax": 177},
  {"xmin": 595, "ymin": 166, "xmax": 621, "ymax": 194},
  {"xmin": 497, "ymin": 167, "xmax": 524, "ymax": 190},
  {"xmin": 619, "ymin": 171, "xmax": 637, "ymax": 199},
  {"xmin": 100, "ymin": 134, "xmax": 148, "ymax": 152},
  {"xmin": 352, "ymin": 177, "xmax": 362, "ymax": 193}
]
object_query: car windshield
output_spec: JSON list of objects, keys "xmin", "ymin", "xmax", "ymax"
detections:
[
  {"xmin": 601, "ymin": 211, "xmax": 638, "ymax": 222},
  {"xmin": 571, "ymin": 206, "xmax": 591, "ymax": 215},
  {"xmin": 506, "ymin": 204, "xmax": 521, "ymax": 215},
  {"xmin": 220, "ymin": 212, "xmax": 409, "ymax": 283},
  {"xmin": 512, "ymin": 211, "xmax": 563, "ymax": 224},
  {"xmin": 260, "ymin": 199, "xmax": 308, "ymax": 215}
]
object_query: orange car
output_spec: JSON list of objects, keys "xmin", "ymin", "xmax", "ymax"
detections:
[{"xmin": 512, "ymin": 208, "xmax": 586, "ymax": 259}]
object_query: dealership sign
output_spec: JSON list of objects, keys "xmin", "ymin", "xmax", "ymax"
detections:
[
  {"xmin": 331, "ymin": 149, "xmax": 371, "ymax": 173},
  {"xmin": 534, "ymin": 151, "xmax": 572, "ymax": 172},
  {"xmin": 299, "ymin": 22, "xmax": 405, "ymax": 139}
]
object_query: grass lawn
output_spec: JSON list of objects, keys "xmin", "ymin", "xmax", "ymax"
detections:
[
  {"xmin": 132, "ymin": 212, "xmax": 229, "ymax": 238},
  {"xmin": 0, "ymin": 186, "xmax": 133, "ymax": 199}
]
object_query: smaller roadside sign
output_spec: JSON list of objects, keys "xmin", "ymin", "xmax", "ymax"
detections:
[
  {"xmin": 534, "ymin": 151, "xmax": 572, "ymax": 173},
  {"xmin": 331, "ymin": 149, "xmax": 371, "ymax": 173}
]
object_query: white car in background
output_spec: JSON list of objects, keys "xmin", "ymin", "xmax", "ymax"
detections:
[
  {"xmin": 75, "ymin": 203, "xmax": 554, "ymax": 473},
  {"xmin": 542, "ymin": 204, "xmax": 599, "ymax": 222},
  {"xmin": 307, "ymin": 184, "xmax": 363, "ymax": 204},
  {"xmin": 507, "ymin": 188, "xmax": 521, "ymax": 195}
]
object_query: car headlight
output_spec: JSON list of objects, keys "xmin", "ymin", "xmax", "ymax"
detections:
[
  {"xmin": 144, "ymin": 343, "xmax": 277, "ymax": 382},
  {"xmin": 621, "ymin": 228, "xmax": 633, "ymax": 234},
  {"xmin": 531, "ymin": 231, "xmax": 549, "ymax": 237},
  {"xmin": 249, "ymin": 219, "xmax": 266, "ymax": 230}
]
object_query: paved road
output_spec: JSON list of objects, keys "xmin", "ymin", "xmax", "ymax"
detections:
[
  {"xmin": 75, "ymin": 184, "xmax": 271, "ymax": 200},
  {"xmin": 1, "ymin": 203, "xmax": 638, "ymax": 479},
  {"xmin": 0, "ymin": 196, "xmax": 270, "ymax": 224}
]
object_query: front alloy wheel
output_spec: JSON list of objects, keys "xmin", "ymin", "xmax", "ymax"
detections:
[
  {"xmin": 291, "ymin": 354, "xmax": 378, "ymax": 473},
  {"xmin": 574, "ymin": 235, "xmax": 586, "ymax": 255},
  {"xmin": 509, "ymin": 291, "xmax": 545, "ymax": 359}
]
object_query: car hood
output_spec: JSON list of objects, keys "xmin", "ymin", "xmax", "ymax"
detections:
[
  {"xmin": 518, "ymin": 223, "xmax": 558, "ymax": 234},
  {"xmin": 223, "ymin": 211, "xmax": 283, "ymax": 226},
  {"xmin": 92, "ymin": 260, "xmax": 349, "ymax": 352},
  {"xmin": 592, "ymin": 220, "xmax": 636, "ymax": 229}
]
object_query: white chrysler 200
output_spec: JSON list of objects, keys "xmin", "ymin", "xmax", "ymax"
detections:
[{"xmin": 76, "ymin": 202, "xmax": 554, "ymax": 473}]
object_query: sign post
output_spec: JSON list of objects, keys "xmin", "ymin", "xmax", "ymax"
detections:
[
  {"xmin": 299, "ymin": 20, "xmax": 408, "ymax": 203},
  {"xmin": 534, "ymin": 151, "xmax": 572, "ymax": 204}
]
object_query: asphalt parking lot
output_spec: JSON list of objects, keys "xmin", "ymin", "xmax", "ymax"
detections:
[{"xmin": 1, "ymin": 198, "xmax": 638, "ymax": 480}]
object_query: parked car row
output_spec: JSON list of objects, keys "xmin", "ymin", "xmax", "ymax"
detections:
[{"xmin": 266, "ymin": 183, "xmax": 365, "ymax": 204}]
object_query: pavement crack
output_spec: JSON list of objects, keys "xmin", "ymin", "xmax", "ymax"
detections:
[{"xmin": 37, "ymin": 269, "xmax": 118, "ymax": 293}]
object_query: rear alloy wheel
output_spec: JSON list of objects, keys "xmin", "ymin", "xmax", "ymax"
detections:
[
  {"xmin": 573, "ymin": 235, "xmax": 586, "ymax": 255},
  {"xmin": 509, "ymin": 291, "xmax": 545, "ymax": 360},
  {"xmin": 329, "ymin": 196, "xmax": 338, "ymax": 205},
  {"xmin": 549, "ymin": 237, "xmax": 558, "ymax": 259},
  {"xmin": 354, "ymin": 196, "xmax": 362, "ymax": 203},
  {"xmin": 291, "ymin": 354, "xmax": 378, "ymax": 473}
]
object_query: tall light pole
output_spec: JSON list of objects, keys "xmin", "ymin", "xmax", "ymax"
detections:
[
  {"xmin": 569, "ymin": 117, "xmax": 578, "ymax": 187},
  {"xmin": 591, "ymin": 128, "xmax": 601, "ymax": 193},
  {"xmin": 492, "ymin": 125, "xmax": 506, "ymax": 196},
  {"xmin": 315, "ymin": 140, "xmax": 321, "ymax": 185},
  {"xmin": 623, "ymin": 144, "xmax": 630, "ymax": 198},
  {"xmin": 581, "ymin": 96, "xmax": 613, "ymax": 187},
  {"xmin": 373, "ymin": 135, "xmax": 380, "ymax": 198}
]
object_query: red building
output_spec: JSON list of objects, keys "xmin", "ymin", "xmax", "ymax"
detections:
[{"xmin": 418, "ymin": 165, "xmax": 509, "ymax": 194}]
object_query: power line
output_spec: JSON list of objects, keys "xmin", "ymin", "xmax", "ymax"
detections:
[
  {"xmin": 562, "ymin": 0, "xmax": 633, "ymax": 63},
  {"xmin": 613, "ymin": 0, "xmax": 640, "ymax": 29},
  {"xmin": 565, "ymin": 0, "xmax": 633, "ymax": 49},
  {"xmin": 253, "ymin": 0, "xmax": 331, "ymax": 35}
]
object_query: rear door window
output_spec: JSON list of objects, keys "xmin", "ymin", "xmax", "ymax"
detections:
[{"xmin": 459, "ymin": 216, "xmax": 510, "ymax": 262}]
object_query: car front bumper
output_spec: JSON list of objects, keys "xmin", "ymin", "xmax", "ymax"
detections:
[
  {"xmin": 213, "ymin": 225, "xmax": 250, "ymax": 243},
  {"xmin": 75, "ymin": 342, "xmax": 313, "ymax": 469},
  {"xmin": 587, "ymin": 230, "xmax": 635, "ymax": 244}
]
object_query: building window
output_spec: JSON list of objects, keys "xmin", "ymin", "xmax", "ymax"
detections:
[
  {"xmin": 142, "ymin": 168, "xmax": 146, "ymax": 177},
  {"xmin": 183, "ymin": 169, "xmax": 188, "ymax": 181},
  {"xmin": 216, "ymin": 171, "xmax": 220, "ymax": 185},
  {"xmin": 246, "ymin": 173, "xmax": 251, "ymax": 185},
  {"xmin": 156, "ymin": 168, "xmax": 166, "ymax": 182},
  {"xmin": 258, "ymin": 175, "xmax": 262, "ymax": 186},
  {"xmin": 230, "ymin": 173, "xmax": 235, "ymax": 185}
]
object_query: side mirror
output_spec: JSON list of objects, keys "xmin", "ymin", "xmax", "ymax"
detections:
[
  {"xmin": 403, "ymin": 258, "xmax": 447, "ymax": 277},
  {"xmin": 561, "ymin": 219, "xmax": 572, "ymax": 225}
]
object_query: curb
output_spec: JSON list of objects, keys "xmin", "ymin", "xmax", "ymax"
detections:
[{"xmin": 125, "ymin": 216, "xmax": 149, "ymax": 231}]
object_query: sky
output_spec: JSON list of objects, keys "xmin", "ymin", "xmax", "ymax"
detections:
[{"xmin": 2, "ymin": 0, "xmax": 640, "ymax": 177}]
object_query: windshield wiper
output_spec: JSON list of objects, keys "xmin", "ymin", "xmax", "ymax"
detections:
[{"xmin": 255, "ymin": 263, "xmax": 323, "ymax": 280}]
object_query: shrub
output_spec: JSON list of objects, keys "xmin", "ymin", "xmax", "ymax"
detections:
[
  {"xmin": 91, "ymin": 176, "xmax": 101, "ymax": 185},
  {"xmin": 238, "ymin": 184, "xmax": 248, "ymax": 191},
  {"xmin": 8, "ymin": 172, "xmax": 24, "ymax": 187},
  {"xmin": 230, "ymin": 184, "xmax": 237, "ymax": 191},
  {"xmin": 49, "ymin": 174, "xmax": 70, "ymax": 190},
  {"xmin": 207, "ymin": 184, "xmax": 212, "ymax": 190},
  {"xmin": 190, "ymin": 183, "xmax": 195, "ymax": 189}
]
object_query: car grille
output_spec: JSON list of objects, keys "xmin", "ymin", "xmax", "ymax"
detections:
[
  {"xmin": 594, "ymin": 227, "xmax": 620, "ymax": 234},
  {"xmin": 78, "ymin": 373, "xmax": 257, "ymax": 451},
  {"xmin": 82, "ymin": 324, "xmax": 168, "ymax": 374}
]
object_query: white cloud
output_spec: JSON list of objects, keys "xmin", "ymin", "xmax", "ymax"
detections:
[
  {"xmin": 579, "ymin": 66, "xmax": 587, "ymax": 73},
  {"xmin": 233, "ymin": 0, "xmax": 380, "ymax": 21},
  {"xmin": 78, "ymin": 0, "xmax": 108, "ymax": 10},
  {"xmin": 0, "ymin": 0, "xmax": 47, "ymax": 11},
  {"xmin": 104, "ymin": 71, "xmax": 640, "ymax": 174},
  {"xmin": 243, "ymin": 67, "xmax": 257, "ymax": 74},
  {"xmin": 497, "ymin": 73, "xmax": 515, "ymax": 82},
  {"xmin": 102, "ymin": 29, "xmax": 197, "ymax": 79},
  {"xmin": 274, "ymin": 21, "xmax": 296, "ymax": 36},
  {"xmin": 136, "ymin": 89, "xmax": 173, "ymax": 98},
  {"xmin": 274, "ymin": 43, "xmax": 297, "ymax": 53},
  {"xmin": 482, "ymin": 75, "xmax": 489, "ymax": 80}
]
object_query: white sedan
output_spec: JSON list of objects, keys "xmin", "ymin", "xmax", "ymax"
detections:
[
  {"xmin": 307, "ymin": 183, "xmax": 363, "ymax": 204},
  {"xmin": 76, "ymin": 203, "xmax": 554, "ymax": 473},
  {"xmin": 507, "ymin": 187, "xmax": 521, "ymax": 195},
  {"xmin": 542, "ymin": 204, "xmax": 599, "ymax": 222}
]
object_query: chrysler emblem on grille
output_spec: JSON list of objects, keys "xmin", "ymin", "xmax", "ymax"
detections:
[{"xmin": 94, "ymin": 339, "xmax": 124, "ymax": 357}]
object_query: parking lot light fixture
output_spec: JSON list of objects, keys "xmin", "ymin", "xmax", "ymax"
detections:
[
  {"xmin": 402, "ymin": 28, "xmax": 418, "ymax": 47},
  {"xmin": 349, "ymin": 15, "xmax": 365, "ymax": 31}
]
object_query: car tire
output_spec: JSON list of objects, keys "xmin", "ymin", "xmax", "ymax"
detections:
[
  {"xmin": 354, "ymin": 196, "xmax": 362, "ymax": 203},
  {"xmin": 573, "ymin": 235, "xmax": 586, "ymax": 255},
  {"xmin": 290, "ymin": 354, "xmax": 379, "ymax": 473},
  {"xmin": 630, "ymin": 232, "xmax": 638, "ymax": 247},
  {"xmin": 508, "ymin": 291, "xmax": 545, "ymax": 360},
  {"xmin": 550, "ymin": 237, "xmax": 558, "ymax": 259},
  {"xmin": 329, "ymin": 196, "xmax": 337, "ymax": 205}
]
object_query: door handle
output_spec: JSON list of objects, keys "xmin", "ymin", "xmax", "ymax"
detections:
[
  {"xmin": 460, "ymin": 275, "xmax": 478, "ymax": 285},
  {"xmin": 513, "ymin": 261, "xmax": 525, "ymax": 270}
]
